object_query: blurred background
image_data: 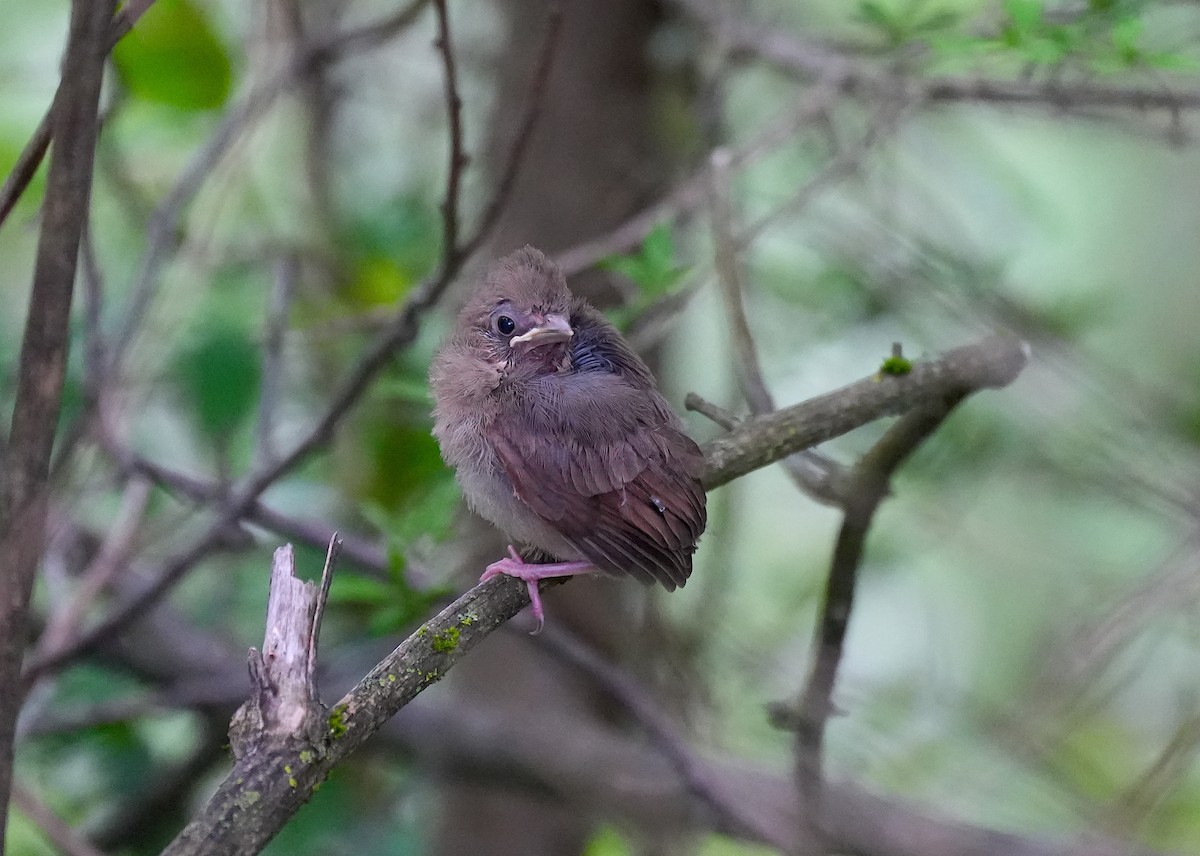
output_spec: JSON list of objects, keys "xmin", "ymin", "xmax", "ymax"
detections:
[{"xmin": 4, "ymin": 0, "xmax": 1200, "ymax": 853}]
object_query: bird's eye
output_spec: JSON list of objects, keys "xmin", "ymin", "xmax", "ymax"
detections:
[{"xmin": 495, "ymin": 315, "xmax": 516, "ymax": 336}]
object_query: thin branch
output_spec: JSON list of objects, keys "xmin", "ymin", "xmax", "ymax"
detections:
[
  {"xmin": 102, "ymin": 1, "xmax": 432, "ymax": 389},
  {"xmin": 677, "ymin": 0, "xmax": 1200, "ymax": 114},
  {"xmin": 684, "ymin": 392, "xmax": 741, "ymax": 431},
  {"xmin": 707, "ymin": 148, "xmax": 775, "ymax": 414},
  {"xmin": 554, "ymin": 80, "xmax": 843, "ymax": 276},
  {"xmin": 123, "ymin": 454, "xmax": 397, "ymax": 578},
  {"xmin": 104, "ymin": 77, "xmax": 291, "ymax": 379},
  {"xmin": 432, "ymin": 0, "xmax": 465, "ymax": 273},
  {"xmin": 255, "ymin": 254, "xmax": 297, "ymax": 468},
  {"xmin": 0, "ymin": 1, "xmax": 158, "ymax": 231},
  {"xmin": 737, "ymin": 101, "xmax": 909, "ymax": 249},
  {"xmin": 0, "ymin": 0, "xmax": 114, "ymax": 839},
  {"xmin": 457, "ymin": 0, "xmax": 565, "ymax": 261},
  {"xmin": 35, "ymin": 476, "xmax": 153, "ymax": 659},
  {"xmin": 11, "ymin": 784, "xmax": 110, "ymax": 856},
  {"xmin": 701, "ymin": 336, "xmax": 1029, "ymax": 489},
  {"xmin": 531, "ymin": 625, "xmax": 780, "ymax": 847},
  {"xmin": 792, "ymin": 393, "xmax": 964, "ymax": 844}
]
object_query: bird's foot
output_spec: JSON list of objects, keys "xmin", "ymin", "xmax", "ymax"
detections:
[{"xmin": 480, "ymin": 546, "xmax": 595, "ymax": 634}]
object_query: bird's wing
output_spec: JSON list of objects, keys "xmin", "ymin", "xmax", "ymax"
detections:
[{"xmin": 487, "ymin": 308, "xmax": 706, "ymax": 590}]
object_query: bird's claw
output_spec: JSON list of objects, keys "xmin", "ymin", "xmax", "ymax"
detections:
[
  {"xmin": 480, "ymin": 548, "xmax": 546, "ymax": 634},
  {"xmin": 479, "ymin": 546, "xmax": 593, "ymax": 634}
]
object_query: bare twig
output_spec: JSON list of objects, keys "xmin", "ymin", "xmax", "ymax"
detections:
[
  {"xmin": 684, "ymin": 392, "xmax": 741, "ymax": 431},
  {"xmin": 36, "ymin": 476, "xmax": 153, "ymax": 658},
  {"xmin": 104, "ymin": 77, "xmax": 291, "ymax": 379},
  {"xmin": 707, "ymin": 148, "xmax": 851, "ymax": 506},
  {"xmin": 123, "ymin": 454, "xmax": 396, "ymax": 578},
  {"xmin": 678, "ymin": 0, "xmax": 1200, "ymax": 114},
  {"xmin": 737, "ymin": 102, "xmax": 908, "ymax": 249},
  {"xmin": 531, "ymin": 625, "xmax": 781, "ymax": 847},
  {"xmin": 792, "ymin": 392, "xmax": 964, "ymax": 845},
  {"xmin": 458, "ymin": 0, "xmax": 565, "ymax": 261},
  {"xmin": 432, "ymin": 0, "xmax": 465, "ymax": 273},
  {"xmin": 11, "ymin": 784, "xmax": 110, "ymax": 856},
  {"xmin": 708, "ymin": 149, "xmax": 774, "ymax": 413},
  {"xmin": 255, "ymin": 254, "xmax": 297, "ymax": 468},
  {"xmin": 0, "ymin": 1, "xmax": 158, "ymax": 230},
  {"xmin": 554, "ymin": 81, "xmax": 843, "ymax": 276}
]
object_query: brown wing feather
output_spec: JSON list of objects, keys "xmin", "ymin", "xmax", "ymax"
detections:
[{"xmin": 488, "ymin": 387, "xmax": 706, "ymax": 590}]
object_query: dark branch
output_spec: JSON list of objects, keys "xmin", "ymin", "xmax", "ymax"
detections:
[
  {"xmin": 0, "ymin": 0, "xmax": 114, "ymax": 838},
  {"xmin": 0, "ymin": 1, "xmax": 156, "ymax": 231},
  {"xmin": 793, "ymin": 394, "xmax": 964, "ymax": 842},
  {"xmin": 458, "ymin": 0, "xmax": 565, "ymax": 262},
  {"xmin": 432, "ymin": 0, "xmax": 466, "ymax": 273}
]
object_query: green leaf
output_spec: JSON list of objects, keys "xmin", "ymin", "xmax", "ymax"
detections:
[
  {"xmin": 583, "ymin": 825, "xmax": 632, "ymax": 856},
  {"xmin": 913, "ymin": 8, "xmax": 960, "ymax": 34},
  {"xmin": 340, "ymin": 195, "xmax": 438, "ymax": 306},
  {"xmin": 856, "ymin": 1, "xmax": 896, "ymax": 29},
  {"xmin": 172, "ymin": 323, "xmax": 261, "ymax": 440},
  {"xmin": 1004, "ymin": 0, "xmax": 1044, "ymax": 30},
  {"xmin": 599, "ymin": 223, "xmax": 689, "ymax": 300},
  {"xmin": 1110, "ymin": 16, "xmax": 1142, "ymax": 64},
  {"xmin": 328, "ymin": 574, "xmax": 394, "ymax": 607},
  {"xmin": 113, "ymin": 0, "xmax": 233, "ymax": 111}
]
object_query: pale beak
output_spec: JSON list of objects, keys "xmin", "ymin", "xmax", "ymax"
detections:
[{"xmin": 510, "ymin": 313, "xmax": 573, "ymax": 347}]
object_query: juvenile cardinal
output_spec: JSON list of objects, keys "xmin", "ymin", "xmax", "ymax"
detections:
[{"xmin": 430, "ymin": 246, "xmax": 707, "ymax": 631}]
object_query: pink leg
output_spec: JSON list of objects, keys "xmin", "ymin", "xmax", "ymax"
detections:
[{"xmin": 480, "ymin": 545, "xmax": 596, "ymax": 633}]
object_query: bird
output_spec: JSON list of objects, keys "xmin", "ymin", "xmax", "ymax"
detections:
[{"xmin": 429, "ymin": 246, "xmax": 707, "ymax": 631}]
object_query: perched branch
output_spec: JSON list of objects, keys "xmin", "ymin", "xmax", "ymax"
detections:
[
  {"xmin": 159, "ymin": 334, "xmax": 1030, "ymax": 854},
  {"xmin": 700, "ymin": 336, "xmax": 1029, "ymax": 489},
  {"xmin": 0, "ymin": 0, "xmax": 114, "ymax": 838}
]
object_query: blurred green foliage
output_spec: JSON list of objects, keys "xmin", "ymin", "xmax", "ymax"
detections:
[
  {"xmin": 112, "ymin": 0, "xmax": 233, "ymax": 111},
  {"xmin": 601, "ymin": 223, "xmax": 689, "ymax": 328},
  {"xmin": 171, "ymin": 321, "xmax": 262, "ymax": 444}
]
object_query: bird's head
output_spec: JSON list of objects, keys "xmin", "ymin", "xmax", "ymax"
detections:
[{"xmin": 458, "ymin": 246, "xmax": 574, "ymax": 377}]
